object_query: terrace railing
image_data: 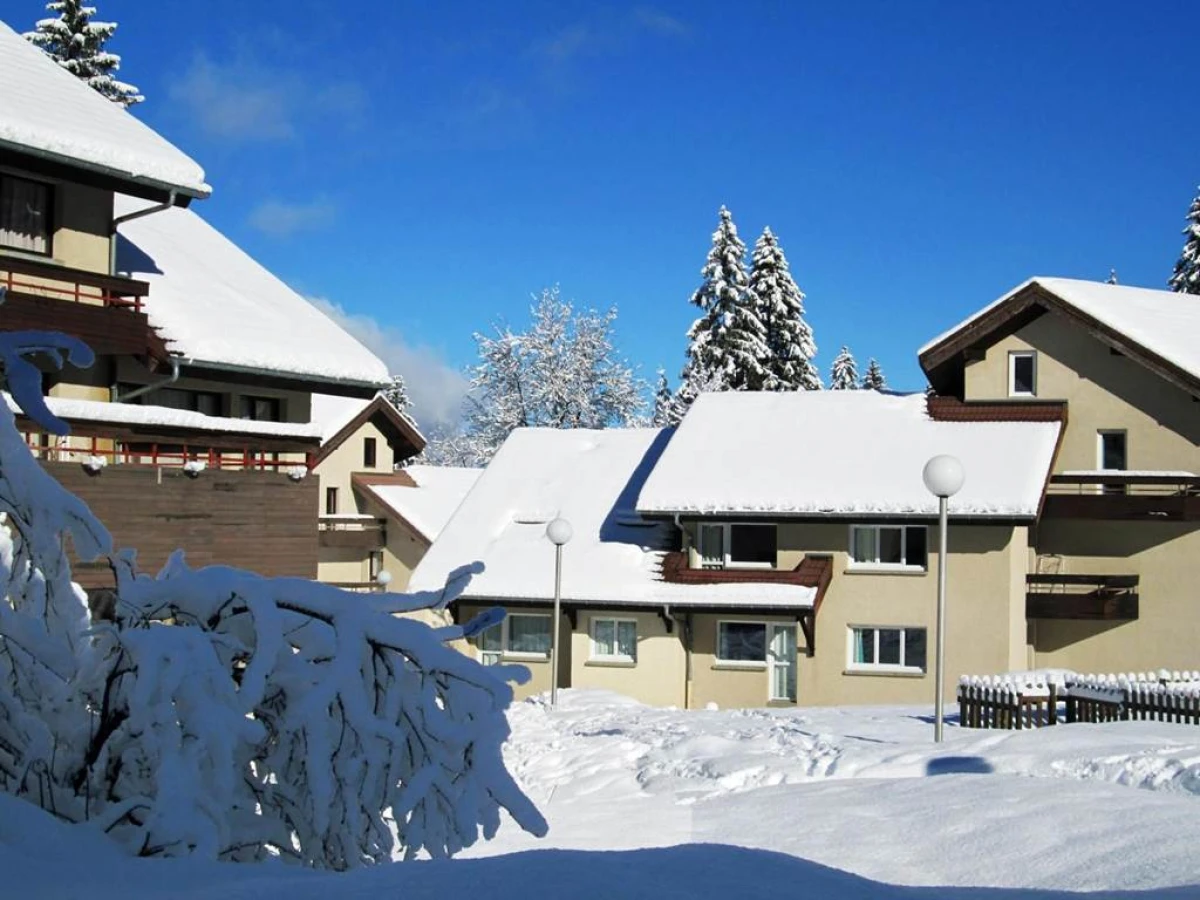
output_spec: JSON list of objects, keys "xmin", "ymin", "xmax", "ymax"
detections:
[{"xmin": 1043, "ymin": 474, "xmax": 1200, "ymax": 521}]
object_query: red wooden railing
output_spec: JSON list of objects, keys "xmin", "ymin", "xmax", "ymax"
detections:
[
  {"xmin": 22, "ymin": 431, "xmax": 313, "ymax": 472},
  {"xmin": 0, "ymin": 255, "xmax": 149, "ymax": 312}
]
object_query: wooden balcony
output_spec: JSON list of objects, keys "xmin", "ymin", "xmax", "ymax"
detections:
[
  {"xmin": 318, "ymin": 517, "xmax": 387, "ymax": 550},
  {"xmin": 0, "ymin": 254, "xmax": 168, "ymax": 363},
  {"xmin": 660, "ymin": 550, "xmax": 832, "ymax": 587},
  {"xmin": 1042, "ymin": 474, "xmax": 1200, "ymax": 522},
  {"xmin": 1026, "ymin": 573, "xmax": 1139, "ymax": 620}
]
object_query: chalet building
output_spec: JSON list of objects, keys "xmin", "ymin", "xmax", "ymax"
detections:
[
  {"xmin": 412, "ymin": 277, "xmax": 1200, "ymax": 708},
  {"xmin": 308, "ymin": 394, "xmax": 480, "ymax": 592},
  {"xmin": 0, "ymin": 21, "xmax": 389, "ymax": 584}
]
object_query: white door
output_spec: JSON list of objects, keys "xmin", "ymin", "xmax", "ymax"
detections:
[{"xmin": 768, "ymin": 624, "xmax": 797, "ymax": 702}]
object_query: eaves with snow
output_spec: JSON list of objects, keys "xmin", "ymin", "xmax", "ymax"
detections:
[
  {"xmin": 636, "ymin": 391, "xmax": 1061, "ymax": 519},
  {"xmin": 0, "ymin": 20, "xmax": 209, "ymax": 198},
  {"xmin": 357, "ymin": 465, "xmax": 483, "ymax": 544},
  {"xmin": 409, "ymin": 428, "xmax": 816, "ymax": 610},
  {"xmin": 115, "ymin": 196, "xmax": 390, "ymax": 391}
]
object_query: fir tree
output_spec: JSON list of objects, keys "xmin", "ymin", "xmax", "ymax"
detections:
[
  {"xmin": 679, "ymin": 206, "xmax": 761, "ymax": 405},
  {"xmin": 650, "ymin": 368, "xmax": 674, "ymax": 427},
  {"xmin": 829, "ymin": 346, "xmax": 859, "ymax": 390},
  {"xmin": 861, "ymin": 358, "xmax": 887, "ymax": 391},
  {"xmin": 383, "ymin": 373, "xmax": 412, "ymax": 414},
  {"xmin": 749, "ymin": 227, "xmax": 821, "ymax": 390},
  {"xmin": 25, "ymin": 1, "xmax": 143, "ymax": 107},
  {"xmin": 1106, "ymin": 268, "xmax": 1118, "ymax": 285},
  {"xmin": 1170, "ymin": 188, "xmax": 1200, "ymax": 294}
]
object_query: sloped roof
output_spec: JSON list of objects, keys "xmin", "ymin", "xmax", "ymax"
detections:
[
  {"xmin": 0, "ymin": 20, "xmax": 208, "ymax": 197},
  {"xmin": 409, "ymin": 428, "xmax": 816, "ymax": 609},
  {"xmin": 637, "ymin": 391, "xmax": 1061, "ymax": 519},
  {"xmin": 115, "ymin": 196, "xmax": 390, "ymax": 390},
  {"xmin": 310, "ymin": 393, "xmax": 372, "ymax": 441},
  {"xmin": 920, "ymin": 277, "xmax": 1200, "ymax": 396},
  {"xmin": 356, "ymin": 465, "xmax": 483, "ymax": 543},
  {"xmin": 313, "ymin": 395, "xmax": 425, "ymax": 464}
]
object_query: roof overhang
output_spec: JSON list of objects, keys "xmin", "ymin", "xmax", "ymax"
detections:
[
  {"xmin": 179, "ymin": 360, "xmax": 388, "ymax": 399},
  {"xmin": 0, "ymin": 144, "xmax": 208, "ymax": 206},
  {"xmin": 919, "ymin": 280, "xmax": 1200, "ymax": 399}
]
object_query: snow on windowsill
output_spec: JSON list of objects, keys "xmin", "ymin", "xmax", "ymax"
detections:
[
  {"xmin": 844, "ymin": 564, "xmax": 928, "ymax": 577},
  {"xmin": 712, "ymin": 661, "xmax": 768, "ymax": 671},
  {"xmin": 844, "ymin": 667, "xmax": 926, "ymax": 678},
  {"xmin": 585, "ymin": 659, "xmax": 637, "ymax": 669}
]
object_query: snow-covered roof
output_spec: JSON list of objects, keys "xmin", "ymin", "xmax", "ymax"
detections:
[
  {"xmin": 5, "ymin": 393, "xmax": 322, "ymax": 440},
  {"xmin": 637, "ymin": 392, "xmax": 1061, "ymax": 519},
  {"xmin": 115, "ymin": 196, "xmax": 390, "ymax": 389},
  {"xmin": 358, "ymin": 465, "xmax": 483, "ymax": 543},
  {"xmin": 409, "ymin": 428, "xmax": 816, "ymax": 609},
  {"xmin": 920, "ymin": 277, "xmax": 1200, "ymax": 385},
  {"xmin": 310, "ymin": 394, "xmax": 373, "ymax": 442},
  {"xmin": 0, "ymin": 21, "xmax": 209, "ymax": 197}
]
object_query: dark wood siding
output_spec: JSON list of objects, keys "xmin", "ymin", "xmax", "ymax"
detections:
[{"xmin": 43, "ymin": 462, "xmax": 318, "ymax": 586}]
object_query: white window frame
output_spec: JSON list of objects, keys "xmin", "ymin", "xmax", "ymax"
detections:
[
  {"xmin": 847, "ymin": 524, "xmax": 927, "ymax": 573},
  {"xmin": 694, "ymin": 522, "xmax": 776, "ymax": 570},
  {"xmin": 846, "ymin": 625, "xmax": 927, "ymax": 674},
  {"xmin": 1008, "ymin": 350, "xmax": 1037, "ymax": 397},
  {"xmin": 715, "ymin": 620, "xmax": 769, "ymax": 668},
  {"xmin": 589, "ymin": 616, "xmax": 637, "ymax": 663},
  {"xmin": 477, "ymin": 613, "xmax": 553, "ymax": 662}
]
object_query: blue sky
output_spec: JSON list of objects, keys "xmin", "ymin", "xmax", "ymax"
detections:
[{"xmin": 36, "ymin": 1, "xmax": 1200, "ymax": 425}]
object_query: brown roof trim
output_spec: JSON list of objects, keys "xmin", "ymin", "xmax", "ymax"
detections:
[
  {"xmin": 920, "ymin": 281, "xmax": 1200, "ymax": 399},
  {"xmin": 926, "ymin": 396, "xmax": 1068, "ymax": 423},
  {"xmin": 351, "ymin": 471, "xmax": 432, "ymax": 545},
  {"xmin": 314, "ymin": 396, "xmax": 425, "ymax": 466}
]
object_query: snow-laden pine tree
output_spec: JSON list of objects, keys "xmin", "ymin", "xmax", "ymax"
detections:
[
  {"xmin": 829, "ymin": 346, "xmax": 859, "ymax": 390},
  {"xmin": 679, "ymin": 206, "xmax": 759, "ymax": 406},
  {"xmin": 1169, "ymin": 188, "xmax": 1200, "ymax": 294},
  {"xmin": 25, "ymin": 1, "xmax": 143, "ymax": 107},
  {"xmin": 0, "ymin": 330, "xmax": 544, "ymax": 867},
  {"xmin": 383, "ymin": 373, "xmax": 412, "ymax": 414},
  {"xmin": 426, "ymin": 288, "xmax": 644, "ymax": 464},
  {"xmin": 650, "ymin": 368, "xmax": 675, "ymax": 427},
  {"xmin": 1106, "ymin": 268, "xmax": 1119, "ymax": 285},
  {"xmin": 861, "ymin": 358, "xmax": 887, "ymax": 391},
  {"xmin": 749, "ymin": 227, "xmax": 821, "ymax": 390}
]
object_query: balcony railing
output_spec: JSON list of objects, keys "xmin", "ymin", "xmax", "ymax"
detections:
[
  {"xmin": 1026, "ymin": 573, "xmax": 1139, "ymax": 620},
  {"xmin": 1043, "ymin": 474, "xmax": 1200, "ymax": 521},
  {"xmin": 22, "ymin": 430, "xmax": 313, "ymax": 472},
  {"xmin": 0, "ymin": 254, "xmax": 150, "ymax": 311},
  {"xmin": 318, "ymin": 517, "xmax": 387, "ymax": 550}
]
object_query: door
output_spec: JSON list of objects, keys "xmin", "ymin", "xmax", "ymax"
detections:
[
  {"xmin": 1098, "ymin": 430, "xmax": 1127, "ymax": 494},
  {"xmin": 768, "ymin": 624, "xmax": 797, "ymax": 702}
]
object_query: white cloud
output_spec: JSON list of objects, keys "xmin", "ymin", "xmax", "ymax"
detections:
[
  {"xmin": 633, "ymin": 8, "xmax": 690, "ymax": 38},
  {"xmin": 308, "ymin": 297, "xmax": 469, "ymax": 431},
  {"xmin": 247, "ymin": 198, "xmax": 337, "ymax": 238}
]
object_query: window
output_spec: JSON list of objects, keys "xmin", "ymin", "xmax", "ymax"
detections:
[
  {"xmin": 0, "ymin": 175, "xmax": 51, "ymax": 255},
  {"xmin": 239, "ymin": 395, "xmax": 281, "ymax": 421},
  {"xmin": 363, "ymin": 437, "xmax": 377, "ymax": 468},
  {"xmin": 368, "ymin": 550, "xmax": 383, "ymax": 580},
  {"xmin": 590, "ymin": 617, "xmax": 637, "ymax": 662},
  {"xmin": 849, "ymin": 525, "xmax": 927, "ymax": 570},
  {"xmin": 138, "ymin": 386, "xmax": 223, "ymax": 416},
  {"xmin": 476, "ymin": 614, "xmax": 553, "ymax": 663},
  {"xmin": 848, "ymin": 626, "xmax": 927, "ymax": 673},
  {"xmin": 1098, "ymin": 430, "xmax": 1128, "ymax": 495},
  {"xmin": 1008, "ymin": 351, "xmax": 1037, "ymax": 397},
  {"xmin": 717, "ymin": 621, "xmax": 767, "ymax": 664},
  {"xmin": 325, "ymin": 486, "xmax": 338, "ymax": 515},
  {"xmin": 694, "ymin": 523, "xmax": 777, "ymax": 569}
]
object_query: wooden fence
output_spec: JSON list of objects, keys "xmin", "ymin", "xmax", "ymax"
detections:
[{"xmin": 958, "ymin": 674, "xmax": 1200, "ymax": 730}]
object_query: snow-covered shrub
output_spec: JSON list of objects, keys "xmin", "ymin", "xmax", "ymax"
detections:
[{"xmin": 0, "ymin": 330, "xmax": 546, "ymax": 868}]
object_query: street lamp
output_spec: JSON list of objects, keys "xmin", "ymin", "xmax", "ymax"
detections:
[
  {"xmin": 375, "ymin": 569, "xmax": 393, "ymax": 592},
  {"xmin": 545, "ymin": 517, "xmax": 573, "ymax": 707},
  {"xmin": 922, "ymin": 454, "xmax": 965, "ymax": 743}
]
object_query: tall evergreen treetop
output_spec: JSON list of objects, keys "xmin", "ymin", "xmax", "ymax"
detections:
[
  {"xmin": 651, "ymin": 368, "xmax": 675, "ymax": 427},
  {"xmin": 749, "ymin": 227, "xmax": 820, "ymax": 390},
  {"xmin": 25, "ymin": 1, "xmax": 143, "ymax": 107},
  {"xmin": 829, "ymin": 346, "xmax": 859, "ymax": 390},
  {"xmin": 1169, "ymin": 188, "xmax": 1200, "ymax": 294},
  {"xmin": 383, "ymin": 374, "xmax": 412, "ymax": 414},
  {"xmin": 861, "ymin": 358, "xmax": 887, "ymax": 391}
]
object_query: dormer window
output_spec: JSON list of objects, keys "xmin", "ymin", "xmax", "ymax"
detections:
[
  {"xmin": 0, "ymin": 175, "xmax": 51, "ymax": 255},
  {"xmin": 1008, "ymin": 351, "xmax": 1037, "ymax": 397}
]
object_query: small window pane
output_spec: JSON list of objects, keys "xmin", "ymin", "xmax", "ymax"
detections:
[
  {"xmin": 851, "ymin": 527, "xmax": 875, "ymax": 564},
  {"xmin": 364, "ymin": 437, "xmax": 377, "ymax": 468},
  {"xmin": 905, "ymin": 629, "xmax": 927, "ymax": 670},
  {"xmin": 1100, "ymin": 433, "xmax": 1126, "ymax": 470},
  {"xmin": 0, "ymin": 176, "xmax": 50, "ymax": 254},
  {"xmin": 478, "ymin": 623, "xmax": 502, "ymax": 652},
  {"xmin": 593, "ymin": 619, "xmax": 615, "ymax": 655},
  {"xmin": 325, "ymin": 487, "xmax": 338, "ymax": 515},
  {"xmin": 617, "ymin": 621, "xmax": 637, "ymax": 659},
  {"xmin": 1011, "ymin": 353, "xmax": 1035, "ymax": 395},
  {"xmin": 878, "ymin": 629, "xmax": 902, "ymax": 665},
  {"xmin": 719, "ymin": 622, "xmax": 767, "ymax": 662},
  {"xmin": 904, "ymin": 527, "xmax": 927, "ymax": 568},
  {"xmin": 508, "ymin": 615, "xmax": 551, "ymax": 654},
  {"xmin": 729, "ymin": 524, "xmax": 775, "ymax": 565},
  {"xmin": 878, "ymin": 527, "xmax": 903, "ymax": 564},
  {"xmin": 698, "ymin": 524, "xmax": 724, "ymax": 568},
  {"xmin": 195, "ymin": 392, "xmax": 221, "ymax": 416},
  {"xmin": 853, "ymin": 628, "xmax": 875, "ymax": 664}
]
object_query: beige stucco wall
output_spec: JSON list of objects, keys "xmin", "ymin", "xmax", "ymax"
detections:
[
  {"xmin": 570, "ymin": 609, "xmax": 687, "ymax": 707},
  {"xmin": 54, "ymin": 182, "xmax": 112, "ymax": 274},
  {"xmin": 963, "ymin": 313, "xmax": 1200, "ymax": 473},
  {"xmin": 314, "ymin": 419, "xmax": 395, "ymax": 515},
  {"xmin": 458, "ymin": 603, "xmax": 569, "ymax": 702}
]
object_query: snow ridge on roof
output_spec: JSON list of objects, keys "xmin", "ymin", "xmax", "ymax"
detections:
[
  {"xmin": 310, "ymin": 394, "xmax": 373, "ymax": 442},
  {"xmin": 410, "ymin": 428, "xmax": 815, "ymax": 609},
  {"xmin": 363, "ymin": 465, "xmax": 483, "ymax": 543},
  {"xmin": 637, "ymin": 392, "xmax": 1060, "ymax": 519},
  {"xmin": 115, "ymin": 197, "xmax": 390, "ymax": 388},
  {"xmin": 0, "ymin": 20, "xmax": 208, "ymax": 195}
]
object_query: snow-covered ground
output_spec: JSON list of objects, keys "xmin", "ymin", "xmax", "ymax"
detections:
[{"xmin": 7, "ymin": 690, "xmax": 1200, "ymax": 898}]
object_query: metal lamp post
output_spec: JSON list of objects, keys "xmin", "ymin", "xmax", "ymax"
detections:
[
  {"xmin": 545, "ymin": 517, "xmax": 573, "ymax": 706},
  {"xmin": 922, "ymin": 454, "xmax": 965, "ymax": 743}
]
